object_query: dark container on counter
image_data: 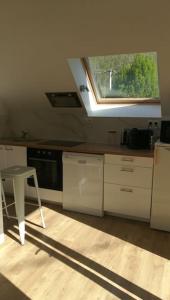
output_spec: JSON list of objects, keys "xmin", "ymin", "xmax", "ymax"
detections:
[{"xmin": 126, "ymin": 128, "xmax": 153, "ymax": 149}]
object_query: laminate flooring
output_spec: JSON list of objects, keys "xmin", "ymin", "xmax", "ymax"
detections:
[{"xmin": 0, "ymin": 200, "xmax": 170, "ymax": 300}]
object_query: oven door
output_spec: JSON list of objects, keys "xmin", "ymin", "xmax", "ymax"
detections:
[{"xmin": 27, "ymin": 149, "xmax": 63, "ymax": 191}]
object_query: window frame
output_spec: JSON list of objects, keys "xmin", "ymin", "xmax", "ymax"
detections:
[{"xmin": 82, "ymin": 57, "xmax": 160, "ymax": 105}]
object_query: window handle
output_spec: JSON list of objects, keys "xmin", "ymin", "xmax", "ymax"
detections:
[{"xmin": 80, "ymin": 85, "xmax": 89, "ymax": 92}]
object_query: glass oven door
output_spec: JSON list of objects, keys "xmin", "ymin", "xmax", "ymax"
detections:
[{"xmin": 27, "ymin": 149, "xmax": 63, "ymax": 191}]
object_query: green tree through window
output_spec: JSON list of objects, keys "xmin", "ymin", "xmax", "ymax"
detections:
[
  {"xmin": 115, "ymin": 54, "xmax": 159, "ymax": 98},
  {"xmin": 86, "ymin": 52, "xmax": 159, "ymax": 101}
]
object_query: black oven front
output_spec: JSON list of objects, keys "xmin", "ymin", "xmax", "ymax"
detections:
[{"xmin": 27, "ymin": 148, "xmax": 63, "ymax": 191}]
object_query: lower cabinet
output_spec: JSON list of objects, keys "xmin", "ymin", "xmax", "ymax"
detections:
[
  {"xmin": 104, "ymin": 154, "xmax": 153, "ymax": 221},
  {"xmin": 104, "ymin": 183, "xmax": 152, "ymax": 219},
  {"xmin": 0, "ymin": 144, "xmax": 63, "ymax": 203},
  {"xmin": 0, "ymin": 145, "xmax": 27, "ymax": 194},
  {"xmin": 26, "ymin": 185, "xmax": 63, "ymax": 204}
]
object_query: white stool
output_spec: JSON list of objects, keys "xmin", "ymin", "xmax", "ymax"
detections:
[
  {"xmin": 1, "ymin": 183, "xmax": 9, "ymax": 218},
  {"xmin": 1, "ymin": 165, "xmax": 46, "ymax": 245}
]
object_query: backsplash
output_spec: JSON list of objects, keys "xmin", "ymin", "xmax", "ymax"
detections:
[{"xmin": 6, "ymin": 106, "xmax": 161, "ymax": 145}]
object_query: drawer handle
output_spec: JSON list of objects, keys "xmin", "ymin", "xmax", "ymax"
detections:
[
  {"xmin": 121, "ymin": 167, "xmax": 134, "ymax": 172},
  {"xmin": 5, "ymin": 147, "xmax": 13, "ymax": 151},
  {"xmin": 165, "ymin": 148, "xmax": 170, "ymax": 151},
  {"xmin": 120, "ymin": 187, "xmax": 133, "ymax": 193},
  {"xmin": 78, "ymin": 160, "xmax": 86, "ymax": 164},
  {"xmin": 121, "ymin": 157, "xmax": 134, "ymax": 162}
]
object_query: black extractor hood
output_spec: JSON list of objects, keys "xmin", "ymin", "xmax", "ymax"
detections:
[{"xmin": 46, "ymin": 92, "xmax": 82, "ymax": 108}]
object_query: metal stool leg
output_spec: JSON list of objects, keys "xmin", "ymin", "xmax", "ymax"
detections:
[
  {"xmin": 33, "ymin": 172, "xmax": 46, "ymax": 229},
  {"xmin": 1, "ymin": 183, "xmax": 9, "ymax": 218},
  {"xmin": 13, "ymin": 177, "xmax": 25, "ymax": 245}
]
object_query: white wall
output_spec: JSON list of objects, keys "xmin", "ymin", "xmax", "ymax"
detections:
[{"xmin": 0, "ymin": 0, "xmax": 169, "ymax": 142}]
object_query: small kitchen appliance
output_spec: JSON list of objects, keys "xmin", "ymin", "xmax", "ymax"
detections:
[
  {"xmin": 160, "ymin": 121, "xmax": 170, "ymax": 143},
  {"xmin": 122, "ymin": 128, "xmax": 152, "ymax": 149}
]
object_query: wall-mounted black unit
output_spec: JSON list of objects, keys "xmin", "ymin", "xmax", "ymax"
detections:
[{"xmin": 45, "ymin": 92, "xmax": 82, "ymax": 108}]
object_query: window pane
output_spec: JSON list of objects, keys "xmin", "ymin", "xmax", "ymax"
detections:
[{"xmin": 86, "ymin": 52, "xmax": 160, "ymax": 100}]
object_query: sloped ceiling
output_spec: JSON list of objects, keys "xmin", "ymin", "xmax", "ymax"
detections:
[{"xmin": 0, "ymin": 0, "xmax": 170, "ymax": 115}]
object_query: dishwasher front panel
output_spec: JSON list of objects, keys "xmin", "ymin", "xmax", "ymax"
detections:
[{"xmin": 63, "ymin": 152, "xmax": 104, "ymax": 216}]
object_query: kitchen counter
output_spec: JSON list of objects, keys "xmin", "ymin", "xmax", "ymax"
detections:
[{"xmin": 0, "ymin": 139, "xmax": 154, "ymax": 157}]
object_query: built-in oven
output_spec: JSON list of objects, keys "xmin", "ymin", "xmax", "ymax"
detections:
[{"xmin": 27, "ymin": 148, "xmax": 63, "ymax": 191}]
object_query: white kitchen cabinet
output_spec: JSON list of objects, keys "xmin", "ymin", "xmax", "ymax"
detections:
[
  {"xmin": 63, "ymin": 152, "xmax": 103, "ymax": 216},
  {"xmin": 0, "ymin": 145, "xmax": 6, "ymax": 170},
  {"xmin": 0, "ymin": 144, "xmax": 62, "ymax": 203},
  {"xmin": 104, "ymin": 183, "xmax": 152, "ymax": 219},
  {"xmin": 104, "ymin": 154, "xmax": 153, "ymax": 221},
  {"xmin": 104, "ymin": 164, "xmax": 153, "ymax": 189},
  {"xmin": 151, "ymin": 143, "xmax": 170, "ymax": 232},
  {"xmin": 4, "ymin": 145, "xmax": 27, "ymax": 167},
  {"xmin": 26, "ymin": 185, "xmax": 63, "ymax": 204},
  {"xmin": 105, "ymin": 154, "xmax": 153, "ymax": 168},
  {"xmin": 0, "ymin": 145, "xmax": 27, "ymax": 193}
]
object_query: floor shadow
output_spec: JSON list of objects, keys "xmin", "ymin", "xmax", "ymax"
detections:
[
  {"xmin": 4, "ymin": 199, "xmax": 170, "ymax": 260},
  {"xmin": 4, "ymin": 199, "xmax": 170, "ymax": 259},
  {"xmin": 7, "ymin": 226, "xmax": 162, "ymax": 300},
  {"xmin": 49, "ymin": 204, "xmax": 170, "ymax": 260},
  {"xmin": 0, "ymin": 273, "xmax": 30, "ymax": 300},
  {"xmin": 2, "ymin": 196, "xmax": 44, "ymax": 228}
]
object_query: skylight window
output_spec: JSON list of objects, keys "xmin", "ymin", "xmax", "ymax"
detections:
[{"xmin": 83, "ymin": 52, "xmax": 160, "ymax": 104}]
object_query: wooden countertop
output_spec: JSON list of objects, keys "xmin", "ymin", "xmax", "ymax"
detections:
[{"xmin": 0, "ymin": 139, "xmax": 154, "ymax": 157}]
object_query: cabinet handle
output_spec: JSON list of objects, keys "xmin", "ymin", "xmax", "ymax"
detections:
[
  {"xmin": 78, "ymin": 160, "xmax": 86, "ymax": 164},
  {"xmin": 121, "ymin": 167, "xmax": 134, "ymax": 172},
  {"xmin": 120, "ymin": 187, "xmax": 133, "ymax": 193},
  {"xmin": 0, "ymin": 147, "xmax": 3, "ymax": 150},
  {"xmin": 5, "ymin": 147, "xmax": 13, "ymax": 151},
  {"xmin": 165, "ymin": 148, "xmax": 170, "ymax": 151},
  {"xmin": 121, "ymin": 157, "xmax": 134, "ymax": 162}
]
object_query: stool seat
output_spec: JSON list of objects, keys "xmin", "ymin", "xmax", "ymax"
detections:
[
  {"xmin": 1, "ymin": 165, "xmax": 36, "ymax": 179},
  {"xmin": 1, "ymin": 165, "xmax": 45, "ymax": 245}
]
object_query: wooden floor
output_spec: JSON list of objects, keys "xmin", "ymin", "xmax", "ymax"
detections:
[{"xmin": 0, "ymin": 200, "xmax": 170, "ymax": 300}]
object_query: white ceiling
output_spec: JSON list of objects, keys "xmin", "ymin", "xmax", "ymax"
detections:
[{"xmin": 0, "ymin": 0, "xmax": 170, "ymax": 115}]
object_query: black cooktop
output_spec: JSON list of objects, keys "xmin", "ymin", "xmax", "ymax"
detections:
[{"xmin": 42, "ymin": 140, "xmax": 84, "ymax": 147}]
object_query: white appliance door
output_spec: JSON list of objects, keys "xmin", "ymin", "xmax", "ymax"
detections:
[
  {"xmin": 151, "ymin": 145, "xmax": 170, "ymax": 231},
  {"xmin": 63, "ymin": 153, "xmax": 103, "ymax": 216}
]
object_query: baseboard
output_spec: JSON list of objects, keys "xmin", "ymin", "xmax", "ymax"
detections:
[{"xmin": 104, "ymin": 211, "xmax": 150, "ymax": 223}]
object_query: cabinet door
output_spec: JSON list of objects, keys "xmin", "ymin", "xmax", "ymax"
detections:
[
  {"xmin": 5, "ymin": 145, "xmax": 27, "ymax": 167},
  {"xmin": 105, "ymin": 154, "xmax": 153, "ymax": 168},
  {"xmin": 104, "ymin": 163, "xmax": 153, "ymax": 189},
  {"xmin": 63, "ymin": 156, "xmax": 103, "ymax": 216},
  {"xmin": 151, "ymin": 146, "xmax": 170, "ymax": 231},
  {"xmin": 104, "ymin": 183, "xmax": 151, "ymax": 220},
  {"xmin": 0, "ymin": 145, "xmax": 6, "ymax": 170},
  {"xmin": 3, "ymin": 146, "xmax": 27, "ymax": 194}
]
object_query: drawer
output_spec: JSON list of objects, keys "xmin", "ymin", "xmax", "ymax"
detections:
[
  {"xmin": 104, "ymin": 183, "xmax": 151, "ymax": 219},
  {"xmin": 105, "ymin": 154, "xmax": 153, "ymax": 168},
  {"xmin": 104, "ymin": 163, "xmax": 153, "ymax": 188}
]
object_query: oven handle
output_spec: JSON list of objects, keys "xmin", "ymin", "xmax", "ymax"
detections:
[{"xmin": 28, "ymin": 157, "xmax": 57, "ymax": 163}]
